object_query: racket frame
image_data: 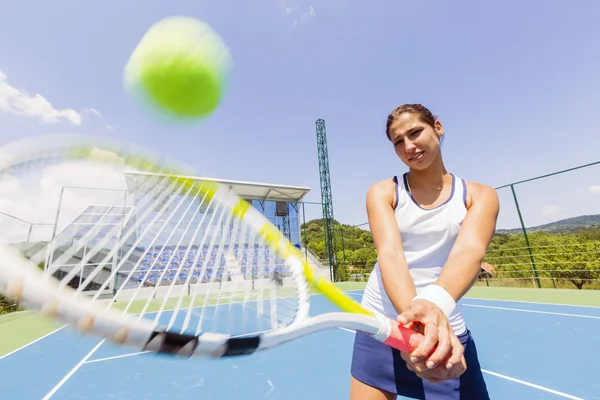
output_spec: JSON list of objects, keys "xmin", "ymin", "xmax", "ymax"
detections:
[{"xmin": 0, "ymin": 140, "xmax": 423, "ymax": 359}]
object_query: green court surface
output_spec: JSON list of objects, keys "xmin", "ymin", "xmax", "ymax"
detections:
[
  {"xmin": 0, "ymin": 285, "xmax": 598, "ymax": 358},
  {"xmin": 466, "ymin": 286, "xmax": 600, "ymax": 306},
  {"xmin": 0, "ymin": 311, "xmax": 62, "ymax": 357}
]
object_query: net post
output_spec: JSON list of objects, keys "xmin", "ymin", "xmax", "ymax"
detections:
[
  {"xmin": 550, "ymin": 271, "xmax": 556, "ymax": 289},
  {"xmin": 510, "ymin": 184, "xmax": 541, "ymax": 288}
]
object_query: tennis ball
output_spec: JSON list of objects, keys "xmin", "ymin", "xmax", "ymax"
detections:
[{"xmin": 124, "ymin": 16, "xmax": 232, "ymax": 121}]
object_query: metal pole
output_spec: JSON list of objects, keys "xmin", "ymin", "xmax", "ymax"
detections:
[
  {"xmin": 510, "ymin": 184, "xmax": 541, "ymax": 288},
  {"xmin": 495, "ymin": 160, "xmax": 600, "ymax": 189},
  {"xmin": 302, "ymin": 202, "xmax": 308, "ymax": 263},
  {"xmin": 339, "ymin": 224, "xmax": 347, "ymax": 280},
  {"xmin": 44, "ymin": 186, "xmax": 66, "ymax": 272}
]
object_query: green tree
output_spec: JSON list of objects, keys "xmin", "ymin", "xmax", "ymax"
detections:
[
  {"xmin": 302, "ymin": 218, "xmax": 600, "ymax": 289},
  {"xmin": 301, "ymin": 219, "xmax": 378, "ymax": 279},
  {"xmin": 532, "ymin": 233, "xmax": 600, "ymax": 289},
  {"xmin": 485, "ymin": 230, "xmax": 600, "ymax": 289},
  {"xmin": 0, "ymin": 293, "xmax": 16, "ymax": 315}
]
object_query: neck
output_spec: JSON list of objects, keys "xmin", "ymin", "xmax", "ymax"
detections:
[{"xmin": 407, "ymin": 157, "xmax": 448, "ymax": 189}]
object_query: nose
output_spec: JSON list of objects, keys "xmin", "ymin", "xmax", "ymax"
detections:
[{"xmin": 404, "ymin": 138, "xmax": 416, "ymax": 152}]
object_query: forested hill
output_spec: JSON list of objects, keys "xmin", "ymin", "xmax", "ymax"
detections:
[
  {"xmin": 301, "ymin": 215, "xmax": 600, "ymax": 289},
  {"xmin": 301, "ymin": 218, "xmax": 377, "ymax": 271},
  {"xmin": 498, "ymin": 214, "xmax": 600, "ymax": 234},
  {"xmin": 302, "ymin": 214, "xmax": 600, "ymax": 252}
]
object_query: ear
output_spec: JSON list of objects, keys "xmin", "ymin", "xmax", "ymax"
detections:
[{"xmin": 434, "ymin": 120, "xmax": 444, "ymax": 138}]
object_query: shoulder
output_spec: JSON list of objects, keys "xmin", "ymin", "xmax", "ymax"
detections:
[
  {"xmin": 464, "ymin": 180, "xmax": 499, "ymax": 211},
  {"xmin": 366, "ymin": 177, "xmax": 399, "ymax": 206}
]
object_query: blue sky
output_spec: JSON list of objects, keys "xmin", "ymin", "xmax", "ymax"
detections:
[{"xmin": 1, "ymin": 0, "xmax": 600, "ymax": 231}]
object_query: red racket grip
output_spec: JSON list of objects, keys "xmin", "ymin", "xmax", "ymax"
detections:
[{"xmin": 382, "ymin": 318, "xmax": 425, "ymax": 353}]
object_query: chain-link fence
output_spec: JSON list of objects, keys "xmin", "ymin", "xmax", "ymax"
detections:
[
  {"xmin": 480, "ymin": 161, "xmax": 600, "ymax": 290},
  {"xmin": 307, "ymin": 161, "xmax": 600, "ymax": 290},
  {"xmin": 0, "ymin": 212, "xmax": 55, "ymax": 314}
]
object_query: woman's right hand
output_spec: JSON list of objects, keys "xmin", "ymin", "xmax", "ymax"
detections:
[
  {"xmin": 401, "ymin": 333, "xmax": 467, "ymax": 383},
  {"xmin": 397, "ymin": 299, "xmax": 467, "ymax": 382}
]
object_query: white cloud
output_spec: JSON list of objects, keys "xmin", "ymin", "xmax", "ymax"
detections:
[
  {"xmin": 0, "ymin": 69, "xmax": 83, "ymax": 125},
  {"xmin": 588, "ymin": 185, "xmax": 600, "ymax": 193},
  {"xmin": 540, "ymin": 205, "xmax": 564, "ymax": 216},
  {"xmin": 0, "ymin": 155, "xmax": 128, "ymax": 244},
  {"xmin": 83, "ymin": 107, "xmax": 101, "ymax": 117},
  {"xmin": 293, "ymin": 6, "xmax": 316, "ymax": 26},
  {"xmin": 84, "ymin": 107, "xmax": 116, "ymax": 131},
  {"xmin": 285, "ymin": 5, "xmax": 315, "ymax": 26}
]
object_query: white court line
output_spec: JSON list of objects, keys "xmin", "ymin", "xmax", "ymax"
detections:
[
  {"xmin": 2, "ymin": 293, "xmax": 292, "ymax": 364},
  {"xmin": 0, "ymin": 309, "xmax": 31, "ymax": 321},
  {"xmin": 87, "ymin": 328, "xmax": 357, "ymax": 365},
  {"xmin": 42, "ymin": 339, "xmax": 105, "ymax": 400},
  {"xmin": 464, "ymin": 296, "xmax": 600, "ymax": 309},
  {"xmin": 481, "ymin": 369, "xmax": 584, "ymax": 400},
  {"xmin": 337, "ymin": 327, "xmax": 583, "ymax": 399},
  {"xmin": 84, "ymin": 328, "xmax": 277, "ymax": 364},
  {"xmin": 85, "ymin": 350, "xmax": 151, "ymax": 364},
  {"xmin": 462, "ymin": 304, "xmax": 600, "ymax": 319},
  {"xmin": 345, "ymin": 289, "xmax": 600, "ymax": 310},
  {"xmin": 0, "ymin": 325, "xmax": 66, "ymax": 361},
  {"xmin": 346, "ymin": 292, "xmax": 599, "ymax": 319}
]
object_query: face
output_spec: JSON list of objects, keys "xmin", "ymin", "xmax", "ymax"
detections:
[{"xmin": 388, "ymin": 112, "xmax": 444, "ymax": 170}]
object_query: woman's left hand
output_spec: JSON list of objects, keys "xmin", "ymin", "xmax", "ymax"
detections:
[
  {"xmin": 400, "ymin": 332, "xmax": 467, "ymax": 383},
  {"xmin": 397, "ymin": 299, "xmax": 466, "ymax": 382}
]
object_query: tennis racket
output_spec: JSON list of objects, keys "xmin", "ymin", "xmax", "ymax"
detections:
[{"xmin": 0, "ymin": 134, "xmax": 424, "ymax": 358}]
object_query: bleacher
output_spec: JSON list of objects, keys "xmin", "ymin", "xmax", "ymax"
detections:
[
  {"xmin": 47, "ymin": 173, "xmax": 315, "ymax": 294},
  {"xmin": 134, "ymin": 243, "xmax": 292, "ymax": 286}
]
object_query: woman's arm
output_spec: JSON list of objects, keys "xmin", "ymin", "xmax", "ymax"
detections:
[
  {"xmin": 397, "ymin": 182, "xmax": 499, "ymax": 381},
  {"xmin": 366, "ymin": 178, "xmax": 416, "ymax": 314},
  {"xmin": 434, "ymin": 182, "xmax": 500, "ymax": 301}
]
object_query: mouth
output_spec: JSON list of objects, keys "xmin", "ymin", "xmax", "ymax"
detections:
[{"xmin": 408, "ymin": 151, "xmax": 424, "ymax": 161}]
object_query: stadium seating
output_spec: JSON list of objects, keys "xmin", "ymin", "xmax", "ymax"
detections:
[{"xmin": 133, "ymin": 243, "xmax": 291, "ymax": 286}]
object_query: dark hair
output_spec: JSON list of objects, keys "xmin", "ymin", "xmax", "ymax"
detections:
[{"xmin": 385, "ymin": 104, "xmax": 438, "ymax": 140}]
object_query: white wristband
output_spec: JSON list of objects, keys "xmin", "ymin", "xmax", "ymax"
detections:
[{"xmin": 413, "ymin": 284, "xmax": 456, "ymax": 318}]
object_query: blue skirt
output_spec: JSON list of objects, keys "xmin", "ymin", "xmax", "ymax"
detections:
[{"xmin": 351, "ymin": 329, "xmax": 490, "ymax": 399}]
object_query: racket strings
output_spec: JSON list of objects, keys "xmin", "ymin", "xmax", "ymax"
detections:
[
  {"xmin": 119, "ymin": 173, "xmax": 303, "ymax": 335},
  {"xmin": 51, "ymin": 173, "xmax": 173, "ymax": 295},
  {"xmin": 131, "ymin": 177, "xmax": 203, "ymax": 320},
  {"xmin": 25, "ymin": 166, "xmax": 160, "ymax": 283},
  {"xmin": 45, "ymin": 173, "xmax": 177, "ymax": 302},
  {"xmin": 2, "ymin": 152, "xmax": 305, "ymax": 338}
]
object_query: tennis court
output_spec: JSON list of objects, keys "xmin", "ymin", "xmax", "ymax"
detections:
[{"xmin": 1, "ymin": 286, "xmax": 598, "ymax": 400}]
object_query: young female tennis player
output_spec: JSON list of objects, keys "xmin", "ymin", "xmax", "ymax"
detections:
[{"xmin": 350, "ymin": 104, "xmax": 499, "ymax": 399}]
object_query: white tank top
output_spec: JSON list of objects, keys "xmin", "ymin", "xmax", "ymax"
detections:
[{"xmin": 362, "ymin": 173, "xmax": 468, "ymax": 335}]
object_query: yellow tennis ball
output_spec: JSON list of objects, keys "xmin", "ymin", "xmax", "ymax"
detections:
[{"xmin": 124, "ymin": 16, "xmax": 232, "ymax": 120}]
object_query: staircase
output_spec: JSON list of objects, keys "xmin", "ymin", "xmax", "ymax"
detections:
[{"xmin": 299, "ymin": 243, "xmax": 331, "ymax": 282}]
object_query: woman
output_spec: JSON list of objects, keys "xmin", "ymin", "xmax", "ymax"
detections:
[{"xmin": 350, "ymin": 104, "xmax": 499, "ymax": 399}]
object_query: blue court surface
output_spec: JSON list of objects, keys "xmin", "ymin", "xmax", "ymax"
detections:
[{"xmin": 1, "ymin": 290, "xmax": 599, "ymax": 400}]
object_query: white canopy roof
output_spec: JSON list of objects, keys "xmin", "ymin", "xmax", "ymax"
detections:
[{"xmin": 125, "ymin": 171, "xmax": 310, "ymax": 202}]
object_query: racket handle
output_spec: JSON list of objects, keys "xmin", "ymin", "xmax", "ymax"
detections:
[{"xmin": 382, "ymin": 318, "xmax": 424, "ymax": 353}]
